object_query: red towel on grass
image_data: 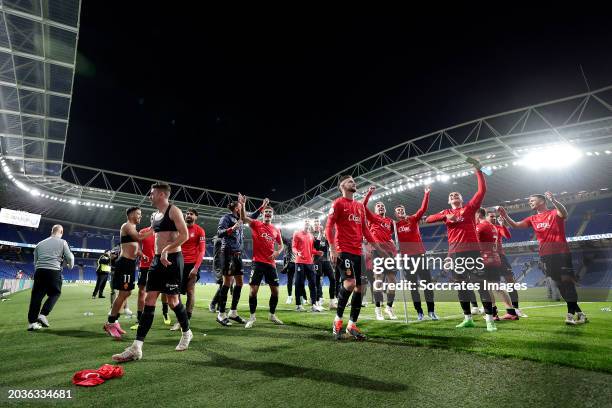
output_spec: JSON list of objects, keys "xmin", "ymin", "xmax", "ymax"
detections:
[{"xmin": 72, "ymin": 364, "xmax": 124, "ymax": 387}]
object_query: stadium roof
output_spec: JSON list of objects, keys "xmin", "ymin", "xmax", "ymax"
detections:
[{"xmin": 0, "ymin": 1, "xmax": 612, "ymax": 233}]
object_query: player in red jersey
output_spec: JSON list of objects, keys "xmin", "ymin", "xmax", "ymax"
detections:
[
  {"xmin": 325, "ymin": 175, "xmax": 391, "ymax": 340},
  {"xmin": 487, "ymin": 211, "xmax": 527, "ymax": 317},
  {"xmin": 395, "ymin": 186, "xmax": 438, "ymax": 321},
  {"xmin": 475, "ymin": 208, "xmax": 518, "ymax": 321},
  {"xmin": 293, "ymin": 219, "xmax": 323, "ymax": 312},
  {"xmin": 498, "ymin": 192, "xmax": 587, "ymax": 325},
  {"xmin": 362, "ymin": 186, "xmax": 399, "ymax": 320},
  {"xmin": 425, "ymin": 160, "xmax": 497, "ymax": 331},
  {"xmin": 168, "ymin": 208, "xmax": 206, "ymax": 331},
  {"xmin": 238, "ymin": 195, "xmax": 285, "ymax": 328}
]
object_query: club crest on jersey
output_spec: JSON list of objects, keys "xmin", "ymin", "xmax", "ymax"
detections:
[{"xmin": 348, "ymin": 214, "xmax": 361, "ymax": 223}]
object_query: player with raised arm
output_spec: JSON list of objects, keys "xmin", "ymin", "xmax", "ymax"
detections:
[
  {"xmin": 362, "ymin": 185, "xmax": 399, "ymax": 320},
  {"xmin": 237, "ymin": 194, "xmax": 284, "ymax": 328},
  {"xmin": 498, "ymin": 192, "xmax": 587, "ymax": 325},
  {"xmin": 425, "ymin": 159, "xmax": 498, "ymax": 332},
  {"xmin": 325, "ymin": 175, "xmax": 392, "ymax": 340},
  {"xmin": 395, "ymin": 186, "xmax": 438, "ymax": 320}
]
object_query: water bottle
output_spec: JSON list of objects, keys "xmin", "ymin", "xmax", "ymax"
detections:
[{"xmin": 83, "ymin": 312, "xmax": 94, "ymax": 316}]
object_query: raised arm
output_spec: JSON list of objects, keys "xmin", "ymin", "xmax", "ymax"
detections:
[
  {"xmin": 467, "ymin": 167, "xmax": 487, "ymax": 210},
  {"xmin": 545, "ymin": 191, "xmax": 568, "ymax": 219},
  {"xmin": 497, "ymin": 206, "xmax": 531, "ymax": 229},
  {"xmin": 426, "ymin": 210, "xmax": 447, "ymax": 223},
  {"xmin": 248, "ymin": 197, "xmax": 269, "ymax": 220},
  {"xmin": 362, "ymin": 186, "xmax": 379, "ymax": 223},
  {"xmin": 238, "ymin": 193, "xmax": 255, "ymax": 224},
  {"xmin": 412, "ymin": 186, "xmax": 431, "ymax": 220}
]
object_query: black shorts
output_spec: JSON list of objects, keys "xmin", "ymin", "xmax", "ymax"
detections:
[
  {"xmin": 111, "ymin": 257, "xmax": 137, "ymax": 291},
  {"xmin": 449, "ymin": 250, "xmax": 486, "ymax": 283},
  {"xmin": 146, "ymin": 252, "xmax": 184, "ymax": 295},
  {"xmin": 541, "ymin": 252, "xmax": 575, "ymax": 281},
  {"xmin": 220, "ymin": 248, "xmax": 243, "ymax": 277},
  {"xmin": 137, "ymin": 267, "xmax": 149, "ymax": 287},
  {"xmin": 336, "ymin": 252, "xmax": 363, "ymax": 286},
  {"xmin": 250, "ymin": 262, "xmax": 280, "ymax": 287},
  {"xmin": 281, "ymin": 261, "xmax": 295, "ymax": 275},
  {"xmin": 180, "ymin": 263, "xmax": 201, "ymax": 294},
  {"xmin": 500, "ymin": 254, "xmax": 513, "ymax": 278},
  {"xmin": 315, "ymin": 259, "xmax": 334, "ymax": 278},
  {"xmin": 484, "ymin": 265, "xmax": 504, "ymax": 282}
]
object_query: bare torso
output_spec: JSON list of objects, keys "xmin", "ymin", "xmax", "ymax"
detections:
[
  {"xmin": 119, "ymin": 222, "xmax": 139, "ymax": 259},
  {"xmin": 155, "ymin": 230, "xmax": 181, "ymax": 254}
]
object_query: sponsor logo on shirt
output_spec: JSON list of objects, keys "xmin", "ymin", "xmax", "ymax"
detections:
[
  {"xmin": 398, "ymin": 225, "xmax": 411, "ymax": 233},
  {"xmin": 261, "ymin": 232, "xmax": 275, "ymax": 242},
  {"xmin": 348, "ymin": 214, "xmax": 361, "ymax": 223},
  {"xmin": 535, "ymin": 222, "xmax": 550, "ymax": 229},
  {"xmin": 381, "ymin": 222, "xmax": 391, "ymax": 229}
]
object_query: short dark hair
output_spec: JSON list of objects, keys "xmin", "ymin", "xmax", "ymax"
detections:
[
  {"xmin": 186, "ymin": 208, "xmax": 198, "ymax": 217},
  {"xmin": 477, "ymin": 208, "xmax": 486, "ymax": 218},
  {"xmin": 530, "ymin": 194, "xmax": 546, "ymax": 201},
  {"xmin": 126, "ymin": 206, "xmax": 140, "ymax": 216},
  {"xmin": 151, "ymin": 182, "xmax": 171, "ymax": 195},
  {"xmin": 338, "ymin": 175, "xmax": 352, "ymax": 190},
  {"xmin": 228, "ymin": 201, "xmax": 238, "ymax": 211}
]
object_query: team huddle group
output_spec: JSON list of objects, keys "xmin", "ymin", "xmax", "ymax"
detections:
[{"xmin": 25, "ymin": 158, "xmax": 589, "ymax": 362}]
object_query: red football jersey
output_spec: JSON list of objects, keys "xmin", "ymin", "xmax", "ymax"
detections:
[
  {"xmin": 495, "ymin": 224, "xmax": 510, "ymax": 255},
  {"xmin": 475, "ymin": 220, "xmax": 501, "ymax": 267},
  {"xmin": 325, "ymin": 197, "xmax": 375, "ymax": 256},
  {"xmin": 182, "ymin": 224, "xmax": 206, "ymax": 266},
  {"xmin": 397, "ymin": 191, "xmax": 430, "ymax": 256},
  {"xmin": 139, "ymin": 227, "xmax": 155, "ymax": 268},
  {"xmin": 292, "ymin": 230, "xmax": 320, "ymax": 264},
  {"xmin": 362, "ymin": 190, "xmax": 394, "ymax": 243},
  {"xmin": 251, "ymin": 220, "xmax": 281, "ymax": 266},
  {"xmin": 521, "ymin": 209, "xmax": 570, "ymax": 256},
  {"xmin": 425, "ymin": 171, "xmax": 486, "ymax": 253}
]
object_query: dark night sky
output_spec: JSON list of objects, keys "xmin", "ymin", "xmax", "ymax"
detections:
[{"xmin": 64, "ymin": 7, "xmax": 612, "ymax": 200}]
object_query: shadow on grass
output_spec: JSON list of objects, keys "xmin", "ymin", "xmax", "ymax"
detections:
[
  {"xmin": 187, "ymin": 350, "xmax": 409, "ymax": 392},
  {"xmin": 36, "ymin": 329, "xmax": 98, "ymax": 339}
]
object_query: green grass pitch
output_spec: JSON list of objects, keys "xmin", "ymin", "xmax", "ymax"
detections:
[{"xmin": 1, "ymin": 284, "xmax": 611, "ymax": 407}]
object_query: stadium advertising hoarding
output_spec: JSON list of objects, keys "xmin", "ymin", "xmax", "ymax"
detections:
[{"xmin": 0, "ymin": 208, "xmax": 41, "ymax": 229}]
